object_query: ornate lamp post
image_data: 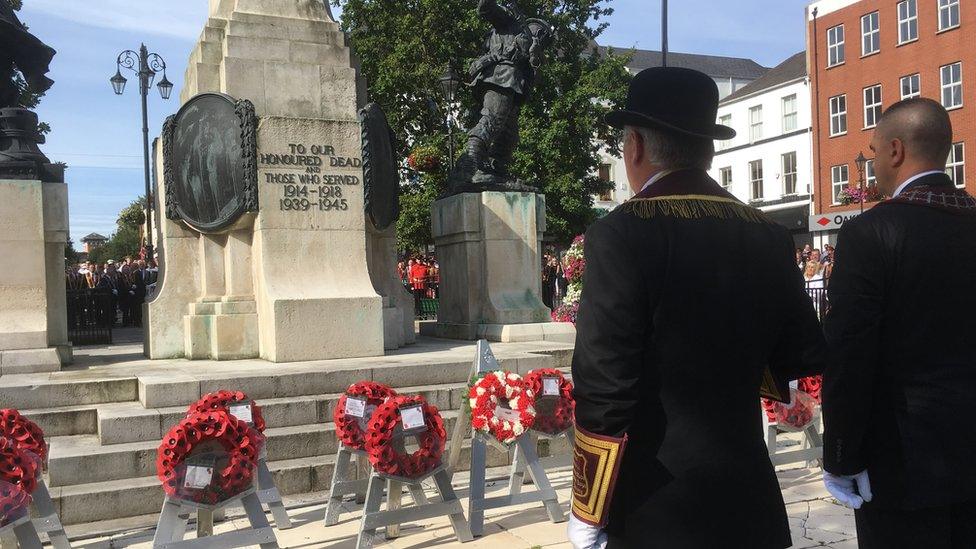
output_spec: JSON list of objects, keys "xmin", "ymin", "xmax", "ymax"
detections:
[
  {"xmin": 110, "ymin": 44, "xmax": 173, "ymax": 261},
  {"xmin": 439, "ymin": 65, "xmax": 461, "ymax": 172},
  {"xmin": 855, "ymin": 151, "xmax": 867, "ymax": 214}
]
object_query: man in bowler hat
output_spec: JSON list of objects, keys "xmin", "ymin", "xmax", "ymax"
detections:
[
  {"xmin": 567, "ymin": 67, "xmax": 824, "ymax": 548},
  {"xmin": 822, "ymin": 98, "xmax": 976, "ymax": 547}
]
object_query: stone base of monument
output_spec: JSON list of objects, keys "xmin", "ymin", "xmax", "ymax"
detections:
[
  {"xmin": 420, "ymin": 321, "xmax": 575, "ymax": 343},
  {"xmin": 423, "ymin": 191, "xmax": 575, "ymax": 343},
  {"xmin": 0, "ymin": 165, "xmax": 71, "ymax": 373},
  {"xmin": 183, "ymin": 299, "xmax": 260, "ymax": 361}
]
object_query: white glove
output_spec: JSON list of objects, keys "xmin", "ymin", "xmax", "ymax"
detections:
[
  {"xmin": 568, "ymin": 515, "xmax": 607, "ymax": 549},
  {"xmin": 112, "ymin": 289, "xmax": 118, "ymax": 296},
  {"xmin": 823, "ymin": 470, "xmax": 873, "ymax": 509}
]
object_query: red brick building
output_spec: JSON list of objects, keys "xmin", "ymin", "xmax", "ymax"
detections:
[{"xmin": 807, "ymin": 0, "xmax": 973, "ymax": 240}]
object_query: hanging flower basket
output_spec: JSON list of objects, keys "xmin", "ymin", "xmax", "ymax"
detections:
[
  {"xmin": 523, "ymin": 369, "xmax": 575, "ymax": 435},
  {"xmin": 187, "ymin": 391, "xmax": 267, "ymax": 433},
  {"xmin": 562, "ymin": 235, "xmax": 586, "ymax": 284},
  {"xmin": 156, "ymin": 411, "xmax": 263, "ymax": 505},
  {"xmin": 407, "ymin": 145, "xmax": 442, "ymax": 173},
  {"xmin": 0, "ymin": 409, "xmax": 47, "ymax": 467},
  {"xmin": 364, "ymin": 395, "xmax": 446, "ymax": 479},
  {"xmin": 334, "ymin": 381, "xmax": 397, "ymax": 451},
  {"xmin": 468, "ymin": 371, "xmax": 536, "ymax": 445}
]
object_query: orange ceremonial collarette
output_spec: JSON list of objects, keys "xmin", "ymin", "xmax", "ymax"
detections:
[{"xmin": 571, "ymin": 425, "xmax": 627, "ymax": 527}]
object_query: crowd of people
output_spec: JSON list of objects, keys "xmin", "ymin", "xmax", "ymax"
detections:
[
  {"xmin": 797, "ymin": 243, "xmax": 834, "ymax": 289},
  {"xmin": 65, "ymin": 257, "xmax": 158, "ymax": 327},
  {"xmin": 398, "ymin": 255, "xmax": 439, "ymax": 311},
  {"xmin": 541, "ymin": 252, "xmax": 568, "ymax": 309}
]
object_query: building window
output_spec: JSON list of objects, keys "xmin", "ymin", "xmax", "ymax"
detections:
[
  {"xmin": 865, "ymin": 159, "xmax": 877, "ymax": 188},
  {"xmin": 717, "ymin": 114, "xmax": 732, "ymax": 150},
  {"xmin": 832, "ymin": 164, "xmax": 850, "ymax": 204},
  {"xmin": 900, "ymin": 73, "xmax": 921, "ymax": 99},
  {"xmin": 898, "ymin": 0, "xmax": 918, "ymax": 44},
  {"xmin": 749, "ymin": 106, "xmax": 763, "ymax": 142},
  {"xmin": 782, "ymin": 94, "xmax": 798, "ymax": 132},
  {"xmin": 829, "ymin": 94, "xmax": 848, "ymax": 136},
  {"xmin": 939, "ymin": 0, "xmax": 960, "ymax": 31},
  {"xmin": 782, "ymin": 152, "xmax": 798, "ymax": 195},
  {"xmin": 946, "ymin": 142, "xmax": 965, "ymax": 187},
  {"xmin": 941, "ymin": 62, "xmax": 963, "ymax": 109},
  {"xmin": 720, "ymin": 167, "xmax": 733, "ymax": 188},
  {"xmin": 862, "ymin": 12, "xmax": 880, "ymax": 56},
  {"xmin": 863, "ymin": 85, "xmax": 883, "ymax": 129},
  {"xmin": 598, "ymin": 163, "xmax": 612, "ymax": 201},
  {"xmin": 749, "ymin": 160, "xmax": 764, "ymax": 201},
  {"xmin": 827, "ymin": 25, "xmax": 845, "ymax": 66}
]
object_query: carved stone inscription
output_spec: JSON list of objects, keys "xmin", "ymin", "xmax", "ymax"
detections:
[{"xmin": 259, "ymin": 143, "xmax": 362, "ymax": 212}]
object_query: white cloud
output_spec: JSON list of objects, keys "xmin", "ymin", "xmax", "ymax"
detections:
[{"xmin": 24, "ymin": 0, "xmax": 207, "ymax": 41}]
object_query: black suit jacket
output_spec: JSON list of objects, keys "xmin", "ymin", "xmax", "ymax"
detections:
[
  {"xmin": 572, "ymin": 169, "xmax": 824, "ymax": 548},
  {"xmin": 823, "ymin": 173, "xmax": 976, "ymax": 510}
]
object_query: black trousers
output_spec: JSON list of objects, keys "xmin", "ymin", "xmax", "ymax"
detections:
[{"xmin": 855, "ymin": 499, "xmax": 976, "ymax": 548}]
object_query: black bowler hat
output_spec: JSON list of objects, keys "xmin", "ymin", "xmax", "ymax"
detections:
[{"xmin": 606, "ymin": 66, "xmax": 735, "ymax": 140}]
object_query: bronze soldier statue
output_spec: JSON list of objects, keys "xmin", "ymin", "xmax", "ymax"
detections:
[{"xmin": 448, "ymin": 0, "xmax": 551, "ymax": 194}]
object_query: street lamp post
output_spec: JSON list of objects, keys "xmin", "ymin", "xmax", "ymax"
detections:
[
  {"xmin": 855, "ymin": 151, "xmax": 867, "ymax": 214},
  {"xmin": 110, "ymin": 44, "xmax": 173, "ymax": 261},
  {"xmin": 439, "ymin": 65, "xmax": 461, "ymax": 172}
]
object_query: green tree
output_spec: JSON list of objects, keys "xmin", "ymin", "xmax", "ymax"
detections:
[
  {"xmin": 335, "ymin": 0, "xmax": 630, "ymax": 246},
  {"xmin": 64, "ymin": 238, "xmax": 80, "ymax": 265},
  {"xmin": 88, "ymin": 197, "xmax": 146, "ymax": 263}
]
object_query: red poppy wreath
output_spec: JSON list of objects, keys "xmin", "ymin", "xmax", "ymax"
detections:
[
  {"xmin": 0, "ymin": 481, "xmax": 31, "ymax": 528},
  {"xmin": 0, "ymin": 437, "xmax": 37, "ymax": 497},
  {"xmin": 523, "ymin": 369, "xmax": 575, "ymax": 435},
  {"xmin": 334, "ymin": 381, "xmax": 397, "ymax": 451},
  {"xmin": 468, "ymin": 371, "xmax": 536, "ymax": 445},
  {"xmin": 364, "ymin": 395, "xmax": 446, "ymax": 479},
  {"xmin": 187, "ymin": 390, "xmax": 266, "ymax": 433},
  {"xmin": 156, "ymin": 411, "xmax": 262, "ymax": 505},
  {"xmin": 0, "ymin": 409, "xmax": 47, "ymax": 467}
]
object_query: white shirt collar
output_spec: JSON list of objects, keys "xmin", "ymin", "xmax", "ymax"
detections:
[
  {"xmin": 638, "ymin": 170, "xmax": 674, "ymax": 194},
  {"xmin": 893, "ymin": 170, "xmax": 945, "ymax": 198}
]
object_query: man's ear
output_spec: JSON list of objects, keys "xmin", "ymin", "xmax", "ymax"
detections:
[
  {"xmin": 629, "ymin": 130, "xmax": 644, "ymax": 166},
  {"xmin": 891, "ymin": 138, "xmax": 906, "ymax": 168}
]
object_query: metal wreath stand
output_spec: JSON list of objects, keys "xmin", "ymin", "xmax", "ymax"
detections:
[
  {"xmin": 0, "ymin": 513, "xmax": 43, "ymax": 549},
  {"xmin": 151, "ymin": 485, "xmax": 278, "ymax": 549},
  {"xmin": 0, "ymin": 454, "xmax": 70, "ymax": 549},
  {"xmin": 447, "ymin": 340, "xmax": 566, "ymax": 538}
]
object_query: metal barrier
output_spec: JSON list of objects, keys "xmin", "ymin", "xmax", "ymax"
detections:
[
  {"xmin": 805, "ymin": 282, "xmax": 829, "ymax": 320},
  {"xmin": 66, "ymin": 289, "xmax": 114, "ymax": 345}
]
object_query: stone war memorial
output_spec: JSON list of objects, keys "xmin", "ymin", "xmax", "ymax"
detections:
[
  {"xmin": 0, "ymin": 2, "xmax": 70, "ymax": 374},
  {"xmin": 145, "ymin": 0, "xmax": 391, "ymax": 362},
  {"xmin": 0, "ymin": 0, "xmax": 581, "ymax": 541}
]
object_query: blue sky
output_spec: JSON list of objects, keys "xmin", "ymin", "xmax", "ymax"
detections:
[{"xmin": 20, "ymin": 0, "xmax": 810, "ymax": 241}]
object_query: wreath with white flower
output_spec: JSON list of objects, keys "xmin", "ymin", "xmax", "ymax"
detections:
[{"xmin": 468, "ymin": 371, "xmax": 536, "ymax": 445}]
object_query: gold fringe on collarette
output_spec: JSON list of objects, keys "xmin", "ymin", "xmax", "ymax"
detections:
[{"xmin": 620, "ymin": 194, "xmax": 773, "ymax": 224}]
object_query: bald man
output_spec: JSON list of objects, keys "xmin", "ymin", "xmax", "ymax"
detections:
[{"xmin": 822, "ymin": 97, "xmax": 976, "ymax": 548}]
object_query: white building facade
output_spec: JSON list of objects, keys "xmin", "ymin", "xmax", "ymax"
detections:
[
  {"xmin": 708, "ymin": 52, "xmax": 815, "ymax": 247},
  {"xmin": 593, "ymin": 48, "xmax": 769, "ymax": 211}
]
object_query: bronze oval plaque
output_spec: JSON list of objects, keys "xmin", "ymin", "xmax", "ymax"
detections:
[
  {"xmin": 162, "ymin": 93, "xmax": 257, "ymax": 233},
  {"xmin": 360, "ymin": 102, "xmax": 400, "ymax": 231}
]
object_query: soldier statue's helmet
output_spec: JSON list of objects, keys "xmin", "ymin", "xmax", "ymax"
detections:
[{"xmin": 525, "ymin": 18, "xmax": 552, "ymax": 45}]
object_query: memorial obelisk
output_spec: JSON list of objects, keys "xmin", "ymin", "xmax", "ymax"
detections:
[{"xmin": 146, "ymin": 0, "xmax": 384, "ymax": 362}]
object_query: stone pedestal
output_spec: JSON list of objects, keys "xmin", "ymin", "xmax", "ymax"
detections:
[
  {"xmin": 420, "ymin": 191, "xmax": 575, "ymax": 343},
  {"xmin": 366, "ymin": 221, "xmax": 415, "ymax": 350},
  {"xmin": 0, "ymin": 172, "xmax": 71, "ymax": 374},
  {"xmin": 147, "ymin": 0, "xmax": 383, "ymax": 362}
]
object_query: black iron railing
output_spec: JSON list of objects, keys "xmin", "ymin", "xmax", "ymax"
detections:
[{"xmin": 66, "ymin": 289, "xmax": 114, "ymax": 345}]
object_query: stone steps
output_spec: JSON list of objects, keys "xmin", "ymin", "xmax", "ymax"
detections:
[
  {"xmin": 0, "ymin": 377, "xmax": 138, "ymax": 409},
  {"xmin": 96, "ymin": 382, "xmax": 467, "ymax": 445}
]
